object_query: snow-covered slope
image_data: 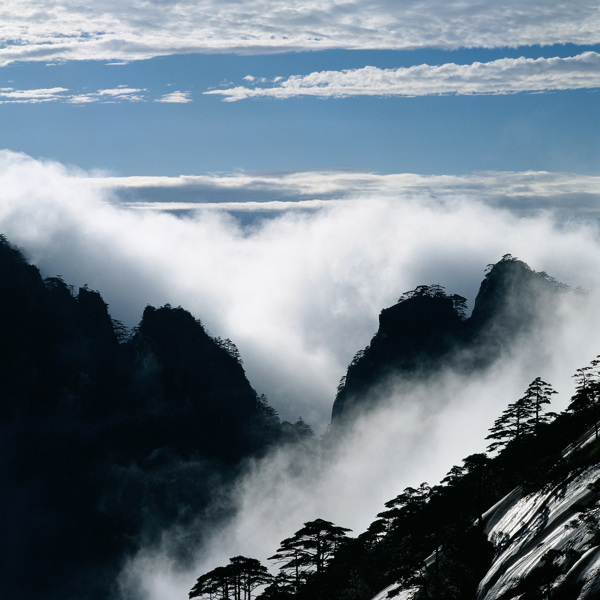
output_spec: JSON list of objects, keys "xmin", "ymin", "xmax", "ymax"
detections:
[
  {"xmin": 479, "ymin": 430, "xmax": 600, "ymax": 599},
  {"xmin": 369, "ymin": 584, "xmax": 417, "ymax": 600},
  {"xmin": 369, "ymin": 429, "xmax": 600, "ymax": 600},
  {"xmin": 479, "ymin": 464, "xmax": 600, "ymax": 598}
]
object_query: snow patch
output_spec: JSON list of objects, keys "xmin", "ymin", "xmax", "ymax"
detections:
[{"xmin": 479, "ymin": 464, "xmax": 600, "ymax": 599}]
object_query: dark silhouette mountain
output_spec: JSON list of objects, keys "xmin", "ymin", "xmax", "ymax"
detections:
[
  {"xmin": 265, "ymin": 404, "xmax": 600, "ymax": 600},
  {"xmin": 1, "ymin": 236, "xmax": 583, "ymax": 600},
  {"xmin": 0, "ymin": 234, "xmax": 287, "ymax": 600},
  {"xmin": 332, "ymin": 255, "xmax": 569, "ymax": 423}
]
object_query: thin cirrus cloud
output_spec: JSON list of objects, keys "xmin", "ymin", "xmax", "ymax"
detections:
[
  {"xmin": 0, "ymin": 86, "xmax": 69, "ymax": 103},
  {"xmin": 1, "ymin": 1, "xmax": 599, "ymax": 66},
  {"xmin": 0, "ymin": 86, "xmax": 192, "ymax": 104},
  {"xmin": 206, "ymin": 52, "xmax": 600, "ymax": 101}
]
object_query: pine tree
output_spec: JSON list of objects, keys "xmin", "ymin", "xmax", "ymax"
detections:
[
  {"xmin": 486, "ymin": 378, "xmax": 557, "ymax": 453},
  {"xmin": 486, "ymin": 397, "xmax": 533, "ymax": 453},
  {"xmin": 568, "ymin": 363, "xmax": 600, "ymax": 439},
  {"xmin": 268, "ymin": 518, "xmax": 351, "ymax": 591},
  {"xmin": 523, "ymin": 377, "xmax": 558, "ymax": 433},
  {"xmin": 190, "ymin": 556, "xmax": 272, "ymax": 600}
]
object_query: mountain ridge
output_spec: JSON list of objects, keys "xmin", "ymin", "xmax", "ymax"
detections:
[
  {"xmin": 332, "ymin": 254, "xmax": 569, "ymax": 423},
  {"xmin": 1, "ymin": 233, "xmax": 595, "ymax": 600},
  {"xmin": 0, "ymin": 234, "xmax": 302, "ymax": 600}
]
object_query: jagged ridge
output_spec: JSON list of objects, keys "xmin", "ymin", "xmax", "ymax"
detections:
[{"xmin": 333, "ymin": 255, "xmax": 568, "ymax": 422}]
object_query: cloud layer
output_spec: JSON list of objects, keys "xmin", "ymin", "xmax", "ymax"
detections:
[
  {"xmin": 2, "ymin": 149, "xmax": 600, "ymax": 429},
  {"xmin": 4, "ymin": 150, "xmax": 600, "ymax": 599},
  {"xmin": 0, "ymin": 85, "xmax": 190, "ymax": 104},
  {"xmin": 96, "ymin": 169, "xmax": 600, "ymax": 220},
  {"xmin": 1, "ymin": 1, "xmax": 599, "ymax": 65},
  {"xmin": 207, "ymin": 52, "xmax": 600, "ymax": 101}
]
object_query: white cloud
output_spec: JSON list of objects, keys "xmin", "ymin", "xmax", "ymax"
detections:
[
  {"xmin": 0, "ymin": 1, "xmax": 599, "ymax": 65},
  {"xmin": 0, "ymin": 85, "xmax": 147, "ymax": 104},
  {"xmin": 96, "ymin": 86, "xmax": 147, "ymax": 101},
  {"xmin": 0, "ymin": 86, "xmax": 69, "ymax": 103},
  {"xmin": 89, "ymin": 169, "xmax": 600, "ymax": 217},
  {"xmin": 206, "ymin": 52, "xmax": 600, "ymax": 101},
  {"xmin": 1, "ymin": 150, "xmax": 600, "ymax": 429},
  {"xmin": 155, "ymin": 90, "xmax": 192, "ymax": 103},
  {"xmin": 4, "ymin": 150, "xmax": 600, "ymax": 598}
]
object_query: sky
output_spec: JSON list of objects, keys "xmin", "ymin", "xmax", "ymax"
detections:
[
  {"xmin": 0, "ymin": 1, "xmax": 599, "ymax": 175},
  {"xmin": 2, "ymin": 2, "xmax": 600, "ymax": 598}
]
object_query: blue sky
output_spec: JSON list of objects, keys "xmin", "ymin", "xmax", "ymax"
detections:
[{"xmin": 1, "ymin": 2, "xmax": 599, "ymax": 176}]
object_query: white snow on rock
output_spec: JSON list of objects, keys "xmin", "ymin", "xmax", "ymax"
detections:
[
  {"xmin": 368, "ymin": 428, "xmax": 600, "ymax": 600},
  {"xmin": 369, "ymin": 584, "xmax": 417, "ymax": 600},
  {"xmin": 479, "ymin": 463, "xmax": 600, "ymax": 599}
]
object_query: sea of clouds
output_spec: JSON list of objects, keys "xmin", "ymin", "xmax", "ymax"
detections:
[{"xmin": 3, "ymin": 149, "xmax": 600, "ymax": 598}]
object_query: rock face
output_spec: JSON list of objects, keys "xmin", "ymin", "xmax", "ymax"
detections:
[
  {"xmin": 364, "ymin": 428, "xmax": 600, "ymax": 600},
  {"xmin": 0, "ymin": 235, "xmax": 279, "ymax": 600},
  {"xmin": 479, "ymin": 452, "xmax": 600, "ymax": 600},
  {"xmin": 332, "ymin": 255, "xmax": 568, "ymax": 423}
]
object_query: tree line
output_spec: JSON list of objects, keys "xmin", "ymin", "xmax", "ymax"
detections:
[
  {"xmin": 189, "ymin": 354, "xmax": 600, "ymax": 600},
  {"xmin": 189, "ymin": 519, "xmax": 351, "ymax": 600}
]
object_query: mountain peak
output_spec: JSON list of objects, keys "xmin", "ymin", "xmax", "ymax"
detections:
[
  {"xmin": 469, "ymin": 254, "xmax": 567, "ymax": 332},
  {"xmin": 332, "ymin": 256, "xmax": 569, "ymax": 423}
]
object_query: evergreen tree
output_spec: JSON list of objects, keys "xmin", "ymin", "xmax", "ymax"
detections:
[
  {"xmin": 268, "ymin": 518, "xmax": 351, "ymax": 591},
  {"xmin": 190, "ymin": 556, "xmax": 272, "ymax": 600},
  {"xmin": 375, "ymin": 483, "xmax": 431, "ymax": 534},
  {"xmin": 486, "ymin": 396, "xmax": 533, "ymax": 453},
  {"xmin": 523, "ymin": 377, "xmax": 558, "ymax": 433},
  {"xmin": 258, "ymin": 573, "xmax": 295, "ymax": 599},
  {"xmin": 486, "ymin": 378, "xmax": 557, "ymax": 453},
  {"xmin": 568, "ymin": 363, "xmax": 600, "ymax": 439}
]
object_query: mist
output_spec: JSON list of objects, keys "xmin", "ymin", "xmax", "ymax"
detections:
[
  {"xmin": 2, "ymin": 151, "xmax": 600, "ymax": 428},
  {"xmin": 3, "ymin": 150, "xmax": 600, "ymax": 598},
  {"xmin": 119, "ymin": 284, "xmax": 600, "ymax": 600}
]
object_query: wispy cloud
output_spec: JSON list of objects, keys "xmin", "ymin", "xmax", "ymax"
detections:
[
  {"xmin": 206, "ymin": 52, "xmax": 600, "ymax": 101},
  {"xmin": 155, "ymin": 91, "xmax": 192, "ymax": 104},
  {"xmin": 0, "ymin": 86, "xmax": 69, "ymax": 103},
  {"xmin": 0, "ymin": 85, "xmax": 147, "ymax": 104},
  {"xmin": 1, "ymin": 1, "xmax": 599, "ymax": 65},
  {"xmin": 95, "ymin": 86, "xmax": 147, "ymax": 102},
  {"xmin": 89, "ymin": 169, "xmax": 600, "ymax": 217}
]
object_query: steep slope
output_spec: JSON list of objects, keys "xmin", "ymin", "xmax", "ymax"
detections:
[
  {"xmin": 479, "ymin": 431, "xmax": 600, "ymax": 600},
  {"xmin": 332, "ymin": 255, "xmax": 567, "ymax": 423},
  {"xmin": 360, "ymin": 430, "xmax": 600, "ymax": 600},
  {"xmin": 0, "ymin": 235, "xmax": 282, "ymax": 600}
]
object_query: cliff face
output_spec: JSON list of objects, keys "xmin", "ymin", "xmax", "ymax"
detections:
[{"xmin": 332, "ymin": 255, "xmax": 568, "ymax": 423}]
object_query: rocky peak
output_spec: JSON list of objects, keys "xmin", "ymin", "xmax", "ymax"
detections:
[{"xmin": 332, "ymin": 256, "xmax": 569, "ymax": 424}]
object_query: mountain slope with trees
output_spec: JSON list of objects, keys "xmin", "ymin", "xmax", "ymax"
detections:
[
  {"xmin": 191, "ymin": 358, "xmax": 600, "ymax": 600},
  {"xmin": 0, "ymin": 234, "xmax": 308, "ymax": 600},
  {"xmin": 332, "ymin": 255, "xmax": 569, "ymax": 423}
]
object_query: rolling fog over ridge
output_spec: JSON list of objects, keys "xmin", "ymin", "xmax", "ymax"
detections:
[
  {"xmin": 4, "ymin": 152, "xmax": 600, "ymax": 599},
  {"xmin": 2, "ymin": 150, "xmax": 600, "ymax": 429}
]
